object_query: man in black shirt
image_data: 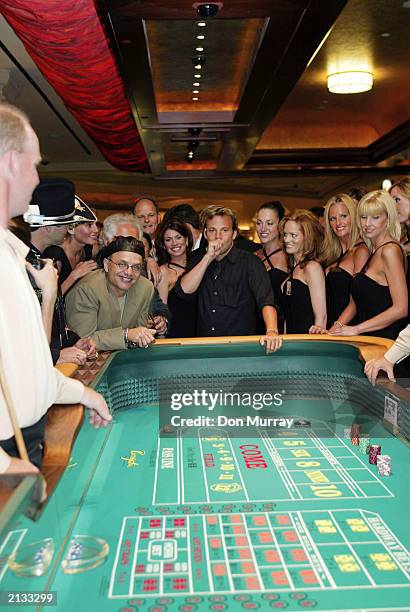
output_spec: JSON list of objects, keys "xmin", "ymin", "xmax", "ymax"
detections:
[{"xmin": 175, "ymin": 206, "xmax": 282, "ymax": 351}]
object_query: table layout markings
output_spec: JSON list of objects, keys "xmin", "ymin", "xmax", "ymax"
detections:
[
  {"xmin": 202, "ymin": 515, "xmax": 215, "ymax": 593},
  {"xmin": 218, "ymin": 514, "xmax": 235, "ymax": 593},
  {"xmin": 179, "ymin": 431, "xmax": 186, "ymax": 505},
  {"xmin": 109, "ymin": 517, "xmax": 128, "ymax": 598},
  {"xmin": 223, "ymin": 429, "xmax": 250, "ymax": 502},
  {"xmin": 152, "ymin": 436, "xmax": 161, "ymax": 505},
  {"xmin": 361, "ymin": 510, "xmax": 410, "ymax": 580},
  {"xmin": 130, "ymin": 517, "xmax": 143, "ymax": 596},
  {"xmin": 242, "ymin": 514, "xmax": 266, "ymax": 591},
  {"xmin": 259, "ymin": 429, "xmax": 300, "ymax": 499},
  {"xmin": 266, "ymin": 513, "xmax": 296, "ymax": 589},
  {"xmin": 328, "ymin": 510, "xmax": 376, "ymax": 586},
  {"xmin": 307, "ymin": 433, "xmax": 364, "ymax": 497},
  {"xmin": 288, "ymin": 511, "xmax": 326, "ymax": 589},
  {"xmin": 296, "ymin": 511, "xmax": 337, "ymax": 589},
  {"xmin": 197, "ymin": 431, "xmax": 210, "ymax": 503},
  {"xmin": 186, "ymin": 517, "xmax": 194, "ymax": 595}
]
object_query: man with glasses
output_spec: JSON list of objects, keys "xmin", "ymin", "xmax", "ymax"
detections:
[{"xmin": 65, "ymin": 236, "xmax": 155, "ymax": 350}]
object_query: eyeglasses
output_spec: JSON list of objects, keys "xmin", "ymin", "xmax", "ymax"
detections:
[{"xmin": 107, "ymin": 259, "xmax": 142, "ymax": 273}]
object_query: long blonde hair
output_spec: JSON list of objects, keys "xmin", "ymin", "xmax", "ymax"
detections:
[
  {"xmin": 322, "ymin": 194, "xmax": 360, "ymax": 265},
  {"xmin": 357, "ymin": 190, "xmax": 401, "ymax": 251}
]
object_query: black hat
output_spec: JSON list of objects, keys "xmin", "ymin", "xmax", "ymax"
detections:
[
  {"xmin": 103, "ymin": 236, "xmax": 145, "ymax": 260},
  {"xmin": 25, "ymin": 178, "xmax": 77, "ymax": 227},
  {"xmin": 74, "ymin": 196, "xmax": 98, "ymax": 223}
]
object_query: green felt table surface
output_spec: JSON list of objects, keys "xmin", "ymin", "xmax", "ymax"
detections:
[{"xmin": 1, "ymin": 341, "xmax": 409, "ymax": 612}]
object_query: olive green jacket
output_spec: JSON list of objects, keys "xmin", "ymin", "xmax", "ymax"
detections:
[{"xmin": 65, "ymin": 269, "xmax": 154, "ymax": 350}]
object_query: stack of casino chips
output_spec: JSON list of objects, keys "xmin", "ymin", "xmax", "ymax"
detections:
[
  {"xmin": 359, "ymin": 436, "xmax": 370, "ymax": 454},
  {"xmin": 350, "ymin": 423, "xmax": 360, "ymax": 445},
  {"xmin": 369, "ymin": 444, "xmax": 381, "ymax": 465},
  {"xmin": 376, "ymin": 454, "xmax": 392, "ymax": 477}
]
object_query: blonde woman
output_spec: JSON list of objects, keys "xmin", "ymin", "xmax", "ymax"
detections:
[
  {"xmin": 322, "ymin": 194, "xmax": 368, "ymax": 328},
  {"xmin": 390, "ymin": 178, "xmax": 410, "ymax": 254},
  {"xmin": 329, "ymin": 190, "xmax": 407, "ymax": 338},
  {"xmin": 279, "ymin": 210, "xmax": 326, "ymax": 334},
  {"xmin": 43, "ymin": 199, "xmax": 98, "ymax": 295}
]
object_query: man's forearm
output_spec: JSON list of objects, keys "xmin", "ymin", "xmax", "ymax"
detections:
[{"xmin": 180, "ymin": 255, "xmax": 212, "ymax": 294}]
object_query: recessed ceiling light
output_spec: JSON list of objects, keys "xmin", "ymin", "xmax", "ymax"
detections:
[
  {"xmin": 197, "ymin": 22, "xmax": 206, "ymax": 26},
  {"xmin": 196, "ymin": 34, "xmax": 205, "ymax": 40},
  {"xmin": 193, "ymin": 82, "xmax": 200, "ymax": 86},
  {"xmin": 402, "ymin": 1, "xmax": 410, "ymax": 7},
  {"xmin": 194, "ymin": 74, "xmax": 201, "ymax": 78},
  {"xmin": 381, "ymin": 32, "xmax": 390, "ymax": 37},
  {"xmin": 193, "ymin": 90, "xmax": 199, "ymax": 93},
  {"xmin": 196, "ymin": 47, "xmax": 204, "ymax": 52},
  {"xmin": 192, "ymin": 97, "xmax": 199, "ymax": 101}
]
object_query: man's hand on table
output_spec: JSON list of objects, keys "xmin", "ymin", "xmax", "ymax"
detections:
[
  {"xmin": 260, "ymin": 331, "xmax": 283, "ymax": 353},
  {"xmin": 57, "ymin": 346, "xmax": 88, "ymax": 366},
  {"xmin": 364, "ymin": 356, "xmax": 396, "ymax": 386},
  {"xmin": 81, "ymin": 387, "xmax": 112, "ymax": 429},
  {"xmin": 128, "ymin": 326, "xmax": 157, "ymax": 348},
  {"xmin": 75, "ymin": 336, "xmax": 97, "ymax": 360},
  {"xmin": 148, "ymin": 315, "xmax": 168, "ymax": 337}
]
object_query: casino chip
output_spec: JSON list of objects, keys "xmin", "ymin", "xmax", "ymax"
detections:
[{"xmin": 377, "ymin": 454, "xmax": 392, "ymax": 476}]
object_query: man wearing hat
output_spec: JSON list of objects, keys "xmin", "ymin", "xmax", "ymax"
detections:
[
  {"xmin": 66, "ymin": 236, "xmax": 156, "ymax": 350},
  {"xmin": 27, "ymin": 178, "xmax": 97, "ymax": 366}
]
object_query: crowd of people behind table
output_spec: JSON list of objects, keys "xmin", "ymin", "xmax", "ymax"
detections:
[{"xmin": 1, "ymin": 101, "xmax": 410, "ymax": 476}]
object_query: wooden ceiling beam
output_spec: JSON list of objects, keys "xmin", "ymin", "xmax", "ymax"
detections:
[{"xmin": 217, "ymin": 0, "xmax": 348, "ymax": 172}]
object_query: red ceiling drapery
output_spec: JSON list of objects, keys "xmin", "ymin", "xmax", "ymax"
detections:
[{"xmin": 0, "ymin": 0, "xmax": 148, "ymax": 172}]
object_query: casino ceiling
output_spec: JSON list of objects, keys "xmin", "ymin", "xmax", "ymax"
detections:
[{"xmin": 0, "ymin": 0, "xmax": 409, "ymax": 207}]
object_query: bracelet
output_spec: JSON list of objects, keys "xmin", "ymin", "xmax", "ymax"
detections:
[
  {"xmin": 334, "ymin": 321, "xmax": 343, "ymax": 328},
  {"xmin": 266, "ymin": 329, "xmax": 279, "ymax": 335},
  {"xmin": 123, "ymin": 328, "xmax": 129, "ymax": 344}
]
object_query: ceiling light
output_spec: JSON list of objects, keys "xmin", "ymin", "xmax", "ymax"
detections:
[
  {"xmin": 381, "ymin": 32, "xmax": 390, "ymax": 37},
  {"xmin": 196, "ymin": 34, "xmax": 205, "ymax": 40},
  {"xmin": 193, "ymin": 90, "xmax": 199, "ymax": 93},
  {"xmin": 192, "ymin": 56, "xmax": 206, "ymax": 69},
  {"xmin": 382, "ymin": 179, "xmax": 392, "ymax": 191},
  {"xmin": 193, "ymin": 82, "xmax": 200, "ymax": 86},
  {"xmin": 327, "ymin": 71, "xmax": 373, "ymax": 94},
  {"xmin": 194, "ymin": 73, "xmax": 201, "ymax": 78},
  {"xmin": 197, "ymin": 22, "xmax": 206, "ymax": 26},
  {"xmin": 402, "ymin": 1, "xmax": 410, "ymax": 7},
  {"xmin": 196, "ymin": 46, "xmax": 204, "ymax": 52},
  {"xmin": 192, "ymin": 97, "xmax": 199, "ymax": 100}
]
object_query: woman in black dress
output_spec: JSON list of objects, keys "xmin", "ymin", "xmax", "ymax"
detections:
[
  {"xmin": 156, "ymin": 218, "xmax": 195, "ymax": 338},
  {"xmin": 329, "ymin": 190, "xmax": 407, "ymax": 339},
  {"xmin": 254, "ymin": 201, "xmax": 289, "ymax": 332},
  {"xmin": 279, "ymin": 210, "xmax": 326, "ymax": 334},
  {"xmin": 322, "ymin": 193, "xmax": 369, "ymax": 328},
  {"xmin": 43, "ymin": 198, "xmax": 99, "ymax": 295}
]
